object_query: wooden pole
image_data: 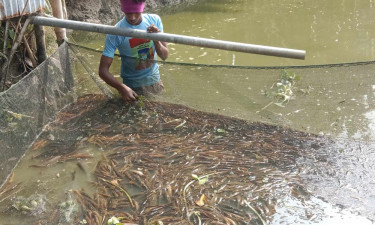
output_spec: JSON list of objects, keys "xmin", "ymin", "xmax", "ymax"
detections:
[
  {"xmin": 50, "ymin": 0, "xmax": 66, "ymax": 45},
  {"xmin": 34, "ymin": 24, "xmax": 47, "ymax": 64}
]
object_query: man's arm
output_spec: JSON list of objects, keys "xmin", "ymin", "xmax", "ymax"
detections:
[
  {"xmin": 147, "ymin": 25, "xmax": 169, "ymax": 60},
  {"xmin": 154, "ymin": 41, "xmax": 169, "ymax": 61},
  {"xmin": 99, "ymin": 55, "xmax": 138, "ymax": 103}
]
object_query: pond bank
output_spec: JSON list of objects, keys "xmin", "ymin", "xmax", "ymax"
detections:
[{"xmin": 66, "ymin": 0, "xmax": 199, "ymax": 24}]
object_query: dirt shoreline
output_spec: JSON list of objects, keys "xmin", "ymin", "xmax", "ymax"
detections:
[{"xmin": 66, "ymin": 0, "xmax": 199, "ymax": 24}]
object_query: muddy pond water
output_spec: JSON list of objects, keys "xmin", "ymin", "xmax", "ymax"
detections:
[
  {"xmin": 1, "ymin": 0, "xmax": 375, "ymax": 224},
  {"xmin": 72, "ymin": 0, "xmax": 375, "ymax": 66},
  {"xmin": 69, "ymin": 0, "xmax": 375, "ymax": 141}
]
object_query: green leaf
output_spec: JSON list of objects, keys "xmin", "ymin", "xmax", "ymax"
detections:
[
  {"xmin": 216, "ymin": 128, "xmax": 226, "ymax": 133},
  {"xmin": 8, "ymin": 29, "xmax": 15, "ymax": 40},
  {"xmin": 108, "ymin": 216, "xmax": 121, "ymax": 225},
  {"xmin": 192, "ymin": 174, "xmax": 199, "ymax": 180},
  {"xmin": 198, "ymin": 177, "xmax": 208, "ymax": 185}
]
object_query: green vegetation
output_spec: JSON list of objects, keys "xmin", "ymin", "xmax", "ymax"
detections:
[
  {"xmin": 268, "ymin": 69, "xmax": 300, "ymax": 106},
  {"xmin": 260, "ymin": 69, "xmax": 300, "ymax": 112},
  {"xmin": 107, "ymin": 216, "xmax": 124, "ymax": 225}
]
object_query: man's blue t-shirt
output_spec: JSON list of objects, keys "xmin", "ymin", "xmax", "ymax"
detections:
[{"xmin": 103, "ymin": 14, "xmax": 163, "ymax": 88}]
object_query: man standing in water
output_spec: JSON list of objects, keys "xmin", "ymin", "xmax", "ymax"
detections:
[{"xmin": 99, "ymin": 0, "xmax": 169, "ymax": 104}]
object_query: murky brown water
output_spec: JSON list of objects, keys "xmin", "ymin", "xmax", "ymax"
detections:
[
  {"xmin": 72, "ymin": 0, "xmax": 375, "ymax": 66},
  {"xmin": 161, "ymin": 0, "xmax": 375, "ymax": 66},
  {"xmin": 70, "ymin": 0, "xmax": 375, "ymax": 141}
]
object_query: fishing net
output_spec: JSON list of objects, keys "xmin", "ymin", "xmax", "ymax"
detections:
[
  {"xmin": 0, "ymin": 42, "xmax": 374, "ymax": 225},
  {"xmin": 0, "ymin": 42, "xmax": 74, "ymax": 185}
]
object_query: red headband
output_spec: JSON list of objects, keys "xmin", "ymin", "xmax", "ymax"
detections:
[{"xmin": 120, "ymin": 0, "xmax": 145, "ymax": 13}]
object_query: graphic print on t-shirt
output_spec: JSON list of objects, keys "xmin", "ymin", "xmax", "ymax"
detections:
[{"xmin": 129, "ymin": 38, "xmax": 154, "ymax": 71}]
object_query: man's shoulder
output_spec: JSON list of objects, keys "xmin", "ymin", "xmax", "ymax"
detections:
[
  {"xmin": 114, "ymin": 17, "xmax": 128, "ymax": 28},
  {"xmin": 143, "ymin": 14, "xmax": 161, "ymax": 22}
]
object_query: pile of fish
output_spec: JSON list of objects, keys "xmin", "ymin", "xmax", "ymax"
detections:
[{"xmin": 1, "ymin": 94, "xmax": 327, "ymax": 224}]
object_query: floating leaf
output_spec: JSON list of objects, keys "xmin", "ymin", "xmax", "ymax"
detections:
[
  {"xmin": 110, "ymin": 179, "xmax": 119, "ymax": 186},
  {"xmin": 198, "ymin": 177, "xmax": 208, "ymax": 185},
  {"xmin": 7, "ymin": 110, "xmax": 23, "ymax": 119},
  {"xmin": 216, "ymin": 128, "xmax": 226, "ymax": 133},
  {"xmin": 107, "ymin": 216, "xmax": 123, "ymax": 225},
  {"xmin": 195, "ymin": 194, "xmax": 206, "ymax": 206}
]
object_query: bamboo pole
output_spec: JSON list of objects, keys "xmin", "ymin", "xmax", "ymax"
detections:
[{"xmin": 50, "ymin": 0, "xmax": 66, "ymax": 45}]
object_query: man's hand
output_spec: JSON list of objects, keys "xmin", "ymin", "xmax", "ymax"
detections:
[
  {"xmin": 118, "ymin": 84, "xmax": 138, "ymax": 104},
  {"xmin": 99, "ymin": 55, "xmax": 138, "ymax": 104},
  {"xmin": 147, "ymin": 24, "xmax": 169, "ymax": 60},
  {"xmin": 147, "ymin": 24, "xmax": 160, "ymax": 33}
]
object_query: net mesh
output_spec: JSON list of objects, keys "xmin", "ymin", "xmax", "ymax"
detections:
[
  {"xmin": 0, "ymin": 42, "xmax": 374, "ymax": 224},
  {"xmin": 160, "ymin": 61, "xmax": 375, "ymax": 141},
  {"xmin": 0, "ymin": 43, "xmax": 73, "ymax": 185},
  {"xmin": 0, "ymin": 42, "xmax": 111, "ymax": 187},
  {"xmin": 71, "ymin": 43, "xmax": 375, "ymax": 141}
]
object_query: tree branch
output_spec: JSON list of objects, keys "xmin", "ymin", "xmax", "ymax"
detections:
[{"xmin": 1, "ymin": 16, "xmax": 31, "ymax": 91}]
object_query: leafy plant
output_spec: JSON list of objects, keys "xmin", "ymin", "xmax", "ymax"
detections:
[
  {"xmin": 5, "ymin": 29, "xmax": 15, "ymax": 49},
  {"xmin": 137, "ymin": 95, "xmax": 146, "ymax": 108},
  {"xmin": 8, "ymin": 29, "xmax": 15, "ymax": 40},
  {"xmin": 260, "ymin": 69, "xmax": 300, "ymax": 111},
  {"xmin": 271, "ymin": 69, "xmax": 299, "ymax": 105}
]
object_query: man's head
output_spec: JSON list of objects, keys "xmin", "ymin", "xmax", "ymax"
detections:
[
  {"xmin": 120, "ymin": 0, "xmax": 145, "ymax": 14},
  {"xmin": 121, "ymin": 0, "xmax": 145, "ymax": 25}
]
